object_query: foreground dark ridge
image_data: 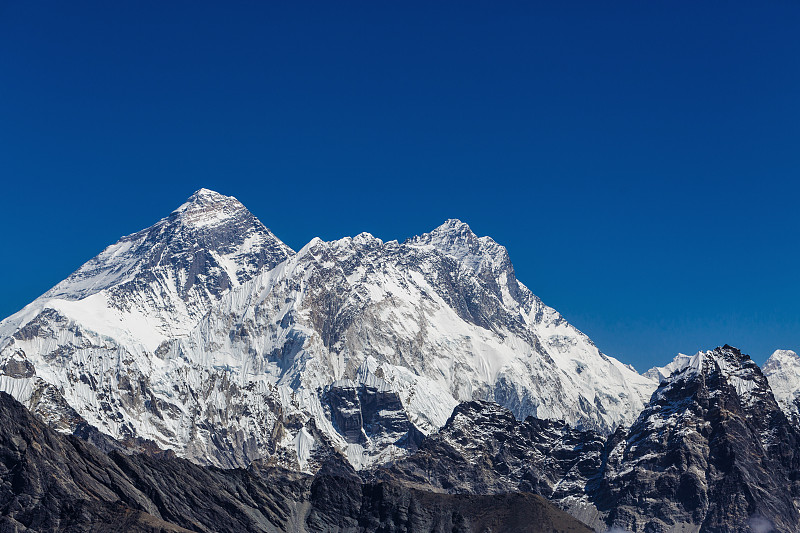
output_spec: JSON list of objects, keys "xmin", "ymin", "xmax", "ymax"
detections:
[{"xmin": 0, "ymin": 392, "xmax": 591, "ymax": 533}]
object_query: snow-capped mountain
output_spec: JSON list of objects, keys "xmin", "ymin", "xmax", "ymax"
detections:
[
  {"xmin": 0, "ymin": 189, "xmax": 295, "ymax": 467},
  {"xmin": 0, "ymin": 188, "xmax": 656, "ymax": 471},
  {"xmin": 0, "ymin": 188, "xmax": 292, "ymax": 346},
  {"xmin": 764, "ymin": 349, "xmax": 800, "ymax": 423}
]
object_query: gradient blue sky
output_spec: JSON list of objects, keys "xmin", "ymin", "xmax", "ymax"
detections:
[{"xmin": 1, "ymin": 2, "xmax": 798, "ymax": 371}]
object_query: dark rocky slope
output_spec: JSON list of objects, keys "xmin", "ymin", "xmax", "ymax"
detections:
[
  {"xmin": 379, "ymin": 346, "xmax": 800, "ymax": 533},
  {"xmin": 375, "ymin": 400, "xmax": 604, "ymax": 500},
  {"xmin": 0, "ymin": 392, "xmax": 590, "ymax": 533},
  {"xmin": 374, "ymin": 401, "xmax": 607, "ymax": 528},
  {"xmin": 595, "ymin": 345, "xmax": 800, "ymax": 532}
]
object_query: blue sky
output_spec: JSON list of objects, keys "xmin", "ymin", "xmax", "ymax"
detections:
[{"xmin": 1, "ymin": 1, "xmax": 798, "ymax": 370}]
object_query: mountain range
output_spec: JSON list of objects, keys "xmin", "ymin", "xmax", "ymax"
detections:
[
  {"xmin": 1, "ymin": 189, "xmax": 799, "ymax": 532},
  {"xmin": 0, "ymin": 189, "xmax": 656, "ymax": 471}
]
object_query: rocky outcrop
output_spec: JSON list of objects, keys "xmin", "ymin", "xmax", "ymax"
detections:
[
  {"xmin": 377, "ymin": 400, "xmax": 607, "ymax": 528},
  {"xmin": 378, "ymin": 401, "xmax": 603, "ymax": 500},
  {"xmin": 324, "ymin": 373, "xmax": 425, "ymax": 460}
]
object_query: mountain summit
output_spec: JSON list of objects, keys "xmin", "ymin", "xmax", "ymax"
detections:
[
  {"xmin": 0, "ymin": 189, "xmax": 656, "ymax": 471},
  {"xmin": 41, "ymin": 188, "xmax": 290, "ymax": 301},
  {"xmin": 1, "ymin": 189, "xmax": 292, "ymax": 345}
]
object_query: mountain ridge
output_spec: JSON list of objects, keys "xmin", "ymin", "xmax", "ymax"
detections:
[
  {"xmin": 0, "ymin": 188, "xmax": 653, "ymax": 471},
  {"xmin": 2, "ymin": 189, "xmax": 800, "ymax": 531}
]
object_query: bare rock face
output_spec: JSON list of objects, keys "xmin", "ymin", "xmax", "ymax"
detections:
[
  {"xmin": 325, "ymin": 377, "xmax": 424, "ymax": 452},
  {"xmin": 0, "ymin": 391, "xmax": 592, "ymax": 533},
  {"xmin": 379, "ymin": 400, "xmax": 603, "ymax": 499},
  {"xmin": 376, "ymin": 400, "xmax": 607, "ymax": 529}
]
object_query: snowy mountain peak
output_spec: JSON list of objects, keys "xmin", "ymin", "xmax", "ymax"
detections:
[
  {"xmin": 413, "ymin": 219, "xmax": 478, "ymax": 248},
  {"xmin": 643, "ymin": 353, "xmax": 692, "ymax": 382},
  {"xmin": 648, "ymin": 345, "xmax": 770, "ymax": 410},
  {"xmin": 36, "ymin": 189, "xmax": 291, "ymax": 304},
  {"xmin": 408, "ymin": 219, "xmax": 510, "ymax": 275},
  {"xmin": 353, "ymin": 231, "xmax": 379, "ymax": 244},
  {"xmin": 0, "ymin": 188, "xmax": 293, "ymax": 357},
  {"xmin": 434, "ymin": 217, "xmax": 473, "ymax": 234},
  {"xmin": 186, "ymin": 187, "xmax": 228, "ymax": 202},
  {"xmin": 174, "ymin": 187, "xmax": 235, "ymax": 213},
  {"xmin": 763, "ymin": 349, "xmax": 800, "ymax": 423},
  {"xmin": 0, "ymin": 192, "xmax": 658, "ymax": 473},
  {"xmin": 644, "ymin": 346, "xmax": 752, "ymax": 384},
  {"xmin": 171, "ymin": 188, "xmax": 248, "ymax": 229},
  {"xmin": 764, "ymin": 349, "xmax": 800, "ymax": 370},
  {"xmin": 661, "ymin": 345, "xmax": 748, "ymax": 375}
]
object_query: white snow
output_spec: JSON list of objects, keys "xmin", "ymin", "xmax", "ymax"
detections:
[
  {"xmin": 293, "ymin": 427, "xmax": 315, "ymax": 470},
  {"xmin": 764, "ymin": 349, "xmax": 800, "ymax": 420}
]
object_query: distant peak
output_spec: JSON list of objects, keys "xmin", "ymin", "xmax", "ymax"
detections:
[
  {"xmin": 406, "ymin": 218, "xmax": 512, "ymax": 275},
  {"xmin": 173, "ymin": 189, "xmax": 239, "ymax": 210},
  {"xmin": 764, "ymin": 349, "xmax": 800, "ymax": 372},
  {"xmin": 432, "ymin": 218, "xmax": 473, "ymax": 235},
  {"xmin": 172, "ymin": 188, "xmax": 246, "ymax": 228},
  {"xmin": 193, "ymin": 187, "xmax": 223, "ymax": 197},
  {"xmin": 769, "ymin": 349, "xmax": 798, "ymax": 360},
  {"xmin": 647, "ymin": 345, "xmax": 750, "ymax": 383},
  {"xmin": 695, "ymin": 345, "xmax": 748, "ymax": 367},
  {"xmin": 184, "ymin": 188, "xmax": 231, "ymax": 205},
  {"xmin": 406, "ymin": 218, "xmax": 477, "ymax": 251}
]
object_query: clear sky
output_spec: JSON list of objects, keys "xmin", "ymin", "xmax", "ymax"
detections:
[{"xmin": 1, "ymin": 2, "xmax": 798, "ymax": 371}]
